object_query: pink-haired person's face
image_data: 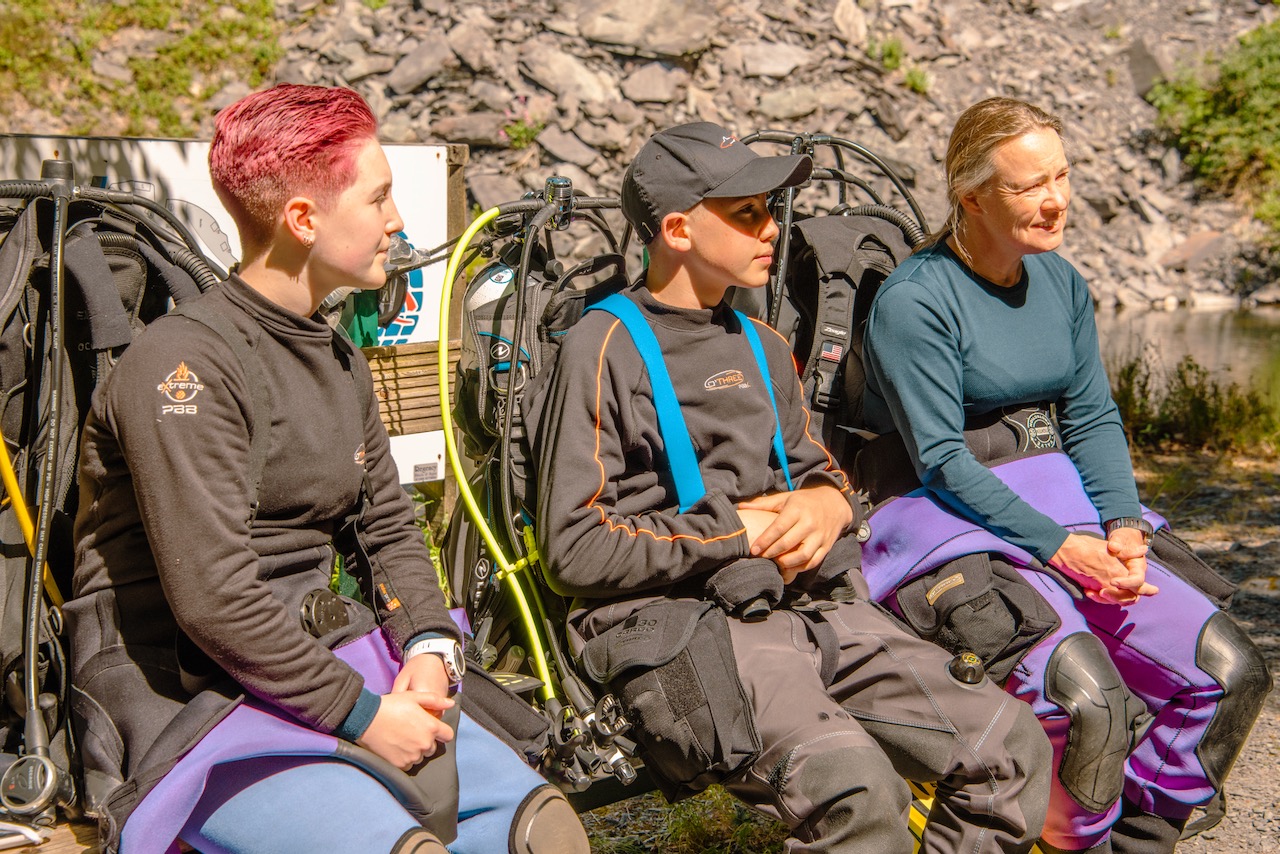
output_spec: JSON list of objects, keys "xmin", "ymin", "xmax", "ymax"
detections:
[{"xmin": 307, "ymin": 138, "xmax": 404, "ymax": 294}]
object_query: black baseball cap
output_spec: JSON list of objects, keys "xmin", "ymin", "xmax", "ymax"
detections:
[{"xmin": 621, "ymin": 122, "xmax": 812, "ymax": 243}]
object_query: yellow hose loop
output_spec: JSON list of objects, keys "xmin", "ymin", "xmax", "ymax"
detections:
[
  {"xmin": 0, "ymin": 433, "xmax": 64, "ymax": 607},
  {"xmin": 437, "ymin": 208, "xmax": 554, "ymax": 698}
]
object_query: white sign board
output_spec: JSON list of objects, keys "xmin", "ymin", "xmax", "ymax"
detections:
[{"xmin": 0, "ymin": 133, "xmax": 454, "ymax": 483}]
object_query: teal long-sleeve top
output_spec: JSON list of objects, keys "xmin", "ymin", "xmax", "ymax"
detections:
[{"xmin": 861, "ymin": 241, "xmax": 1141, "ymax": 562}]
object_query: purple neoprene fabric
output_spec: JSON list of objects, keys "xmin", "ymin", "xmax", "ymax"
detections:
[
  {"xmin": 863, "ymin": 450, "xmax": 1217, "ymax": 849},
  {"xmin": 860, "ymin": 452, "xmax": 1166, "ymax": 600},
  {"xmin": 121, "ymin": 630, "xmax": 401, "ymax": 853}
]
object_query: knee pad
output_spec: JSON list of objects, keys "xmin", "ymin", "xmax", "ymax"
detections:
[
  {"xmin": 1044, "ymin": 632, "xmax": 1149, "ymax": 814},
  {"xmin": 1195, "ymin": 611, "xmax": 1273, "ymax": 789},
  {"xmin": 391, "ymin": 828, "xmax": 448, "ymax": 854},
  {"xmin": 509, "ymin": 784, "xmax": 589, "ymax": 854}
]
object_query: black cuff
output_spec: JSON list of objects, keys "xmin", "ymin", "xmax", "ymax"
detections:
[{"xmin": 704, "ymin": 558, "xmax": 784, "ymax": 615}]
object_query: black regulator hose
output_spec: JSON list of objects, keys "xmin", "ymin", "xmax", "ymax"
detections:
[
  {"xmin": 843, "ymin": 203, "xmax": 928, "ymax": 249},
  {"xmin": 79, "ymin": 187, "xmax": 228, "ymax": 281},
  {"xmin": 0, "ymin": 181, "xmax": 56, "ymax": 200}
]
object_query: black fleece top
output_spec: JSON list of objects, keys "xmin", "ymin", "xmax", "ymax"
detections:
[
  {"xmin": 73, "ymin": 275, "xmax": 458, "ymax": 740},
  {"xmin": 535, "ymin": 283, "xmax": 860, "ymax": 600}
]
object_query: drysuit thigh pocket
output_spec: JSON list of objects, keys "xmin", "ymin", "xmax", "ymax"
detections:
[
  {"xmin": 578, "ymin": 599, "xmax": 760, "ymax": 801},
  {"xmin": 70, "ymin": 643, "xmax": 188, "ymax": 814},
  {"xmin": 895, "ymin": 553, "xmax": 1060, "ymax": 684}
]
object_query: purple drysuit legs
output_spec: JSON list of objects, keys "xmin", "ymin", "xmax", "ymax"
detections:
[
  {"xmin": 1007, "ymin": 563, "xmax": 1221, "ymax": 849},
  {"xmin": 861, "ymin": 452, "xmax": 1270, "ymax": 852}
]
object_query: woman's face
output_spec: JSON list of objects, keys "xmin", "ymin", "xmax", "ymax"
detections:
[
  {"xmin": 309, "ymin": 138, "xmax": 405, "ymax": 293},
  {"xmin": 968, "ymin": 127, "xmax": 1070, "ymax": 259}
]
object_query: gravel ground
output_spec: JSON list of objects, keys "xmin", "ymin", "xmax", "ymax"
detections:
[
  {"xmin": 585, "ymin": 450, "xmax": 1280, "ymax": 852},
  {"xmin": 1132, "ymin": 451, "xmax": 1280, "ymax": 852}
]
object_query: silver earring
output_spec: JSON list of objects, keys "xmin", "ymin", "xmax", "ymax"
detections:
[{"xmin": 301, "ymin": 234, "xmax": 314, "ymax": 248}]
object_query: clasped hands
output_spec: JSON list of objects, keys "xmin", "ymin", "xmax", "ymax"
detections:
[
  {"xmin": 358, "ymin": 651, "xmax": 455, "ymax": 770},
  {"xmin": 737, "ymin": 483, "xmax": 854, "ymax": 585},
  {"xmin": 1050, "ymin": 528, "xmax": 1159, "ymax": 606}
]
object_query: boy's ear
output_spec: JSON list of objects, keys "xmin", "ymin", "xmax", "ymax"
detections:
[{"xmin": 659, "ymin": 210, "xmax": 692, "ymax": 253}]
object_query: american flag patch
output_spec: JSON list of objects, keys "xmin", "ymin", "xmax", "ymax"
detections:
[{"xmin": 820, "ymin": 342, "xmax": 844, "ymax": 362}]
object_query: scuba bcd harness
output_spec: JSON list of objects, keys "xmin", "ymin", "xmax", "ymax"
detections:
[
  {"xmin": 586, "ymin": 292, "xmax": 794, "ymax": 512},
  {"xmin": 0, "ymin": 160, "xmax": 222, "ymax": 826}
]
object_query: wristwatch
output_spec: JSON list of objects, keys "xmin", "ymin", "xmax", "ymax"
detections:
[
  {"xmin": 404, "ymin": 638, "xmax": 466, "ymax": 687},
  {"xmin": 1102, "ymin": 517, "xmax": 1154, "ymax": 545}
]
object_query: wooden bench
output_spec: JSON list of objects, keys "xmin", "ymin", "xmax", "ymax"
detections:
[{"xmin": 365, "ymin": 340, "xmax": 461, "ymax": 438}]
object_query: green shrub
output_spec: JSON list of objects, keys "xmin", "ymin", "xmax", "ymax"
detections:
[
  {"xmin": 1148, "ymin": 19, "xmax": 1280, "ymax": 242},
  {"xmin": 1111, "ymin": 354, "xmax": 1278, "ymax": 452},
  {"xmin": 868, "ymin": 36, "xmax": 905, "ymax": 72}
]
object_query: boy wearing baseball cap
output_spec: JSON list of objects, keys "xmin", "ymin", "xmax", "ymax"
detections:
[{"xmin": 534, "ymin": 123, "xmax": 1051, "ymax": 852}]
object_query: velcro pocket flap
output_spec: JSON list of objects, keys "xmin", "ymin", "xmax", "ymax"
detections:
[
  {"xmin": 896, "ymin": 552, "xmax": 994, "ymax": 637},
  {"xmin": 580, "ymin": 599, "xmax": 713, "ymax": 684}
]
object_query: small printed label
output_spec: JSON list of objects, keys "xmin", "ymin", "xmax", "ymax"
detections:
[
  {"xmin": 157, "ymin": 361, "xmax": 204, "ymax": 415},
  {"xmin": 1026, "ymin": 411, "xmax": 1058, "ymax": 449},
  {"xmin": 926, "ymin": 572, "xmax": 965, "ymax": 605},
  {"xmin": 704, "ymin": 369, "xmax": 747, "ymax": 391},
  {"xmin": 413, "ymin": 462, "xmax": 441, "ymax": 482}
]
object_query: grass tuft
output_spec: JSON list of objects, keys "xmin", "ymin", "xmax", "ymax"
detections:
[{"xmin": 868, "ymin": 36, "xmax": 905, "ymax": 72}]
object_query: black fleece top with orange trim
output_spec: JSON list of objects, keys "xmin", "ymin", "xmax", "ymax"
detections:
[{"xmin": 535, "ymin": 283, "xmax": 860, "ymax": 600}]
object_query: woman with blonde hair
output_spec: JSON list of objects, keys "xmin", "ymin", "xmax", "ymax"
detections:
[{"xmin": 856, "ymin": 97, "xmax": 1270, "ymax": 854}]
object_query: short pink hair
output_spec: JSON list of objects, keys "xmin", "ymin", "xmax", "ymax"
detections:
[{"xmin": 210, "ymin": 84, "xmax": 378, "ymax": 251}]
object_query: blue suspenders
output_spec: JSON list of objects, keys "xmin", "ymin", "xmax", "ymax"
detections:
[{"xmin": 589, "ymin": 293, "xmax": 794, "ymax": 513}]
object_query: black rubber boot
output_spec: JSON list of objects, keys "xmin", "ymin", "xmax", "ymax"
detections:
[
  {"xmin": 1108, "ymin": 799, "xmax": 1186, "ymax": 854},
  {"xmin": 510, "ymin": 784, "xmax": 590, "ymax": 854}
]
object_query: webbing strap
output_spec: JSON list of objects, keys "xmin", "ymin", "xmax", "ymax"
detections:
[
  {"xmin": 63, "ymin": 221, "xmax": 134, "ymax": 350},
  {"xmin": 794, "ymin": 606, "xmax": 840, "ymax": 687},
  {"xmin": 588, "ymin": 294, "xmax": 794, "ymax": 513},
  {"xmin": 591, "ymin": 293, "xmax": 705, "ymax": 512},
  {"xmin": 735, "ymin": 311, "xmax": 793, "ymax": 493}
]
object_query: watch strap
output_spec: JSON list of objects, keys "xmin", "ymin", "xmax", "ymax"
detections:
[
  {"xmin": 404, "ymin": 638, "xmax": 465, "ymax": 685},
  {"xmin": 1103, "ymin": 517, "xmax": 1153, "ymax": 543}
]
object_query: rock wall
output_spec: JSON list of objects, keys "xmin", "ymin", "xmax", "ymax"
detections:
[{"xmin": 90, "ymin": 0, "xmax": 1280, "ymax": 302}]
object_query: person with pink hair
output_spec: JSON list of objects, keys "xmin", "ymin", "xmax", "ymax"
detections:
[{"xmin": 66, "ymin": 84, "xmax": 588, "ymax": 854}]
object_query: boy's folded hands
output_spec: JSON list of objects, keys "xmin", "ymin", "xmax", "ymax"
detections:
[{"xmin": 738, "ymin": 485, "xmax": 855, "ymax": 583}]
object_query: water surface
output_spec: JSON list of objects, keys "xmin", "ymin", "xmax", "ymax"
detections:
[{"xmin": 1095, "ymin": 307, "xmax": 1280, "ymax": 411}]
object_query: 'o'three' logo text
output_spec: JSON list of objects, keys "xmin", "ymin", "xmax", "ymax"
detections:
[
  {"xmin": 157, "ymin": 362, "xmax": 204, "ymax": 414},
  {"xmin": 704, "ymin": 369, "xmax": 747, "ymax": 391}
]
